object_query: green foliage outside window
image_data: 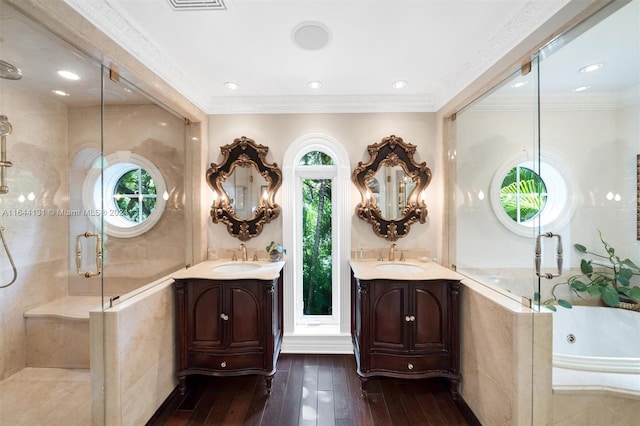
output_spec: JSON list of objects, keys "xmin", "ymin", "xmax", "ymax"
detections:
[
  {"xmin": 299, "ymin": 151, "xmax": 335, "ymax": 316},
  {"xmin": 299, "ymin": 151, "xmax": 334, "ymax": 166},
  {"xmin": 302, "ymin": 178, "xmax": 332, "ymax": 315},
  {"xmin": 500, "ymin": 166, "xmax": 547, "ymax": 223},
  {"xmin": 114, "ymin": 168, "xmax": 157, "ymax": 223}
]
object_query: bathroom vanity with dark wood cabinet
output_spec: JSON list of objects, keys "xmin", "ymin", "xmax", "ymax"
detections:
[
  {"xmin": 173, "ymin": 262, "xmax": 284, "ymax": 395},
  {"xmin": 350, "ymin": 264, "xmax": 461, "ymax": 398}
]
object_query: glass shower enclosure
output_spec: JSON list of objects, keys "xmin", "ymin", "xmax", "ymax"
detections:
[
  {"xmin": 0, "ymin": 1, "xmax": 188, "ymax": 424},
  {"xmin": 451, "ymin": 0, "xmax": 639, "ymax": 424}
]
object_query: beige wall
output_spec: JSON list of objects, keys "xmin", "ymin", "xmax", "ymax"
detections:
[
  {"xmin": 207, "ymin": 112, "xmax": 444, "ymax": 259},
  {"xmin": 460, "ymin": 279, "xmax": 553, "ymax": 426},
  {"xmin": 91, "ymin": 277, "xmax": 176, "ymax": 426},
  {"xmin": 0, "ymin": 83, "xmax": 70, "ymax": 380}
]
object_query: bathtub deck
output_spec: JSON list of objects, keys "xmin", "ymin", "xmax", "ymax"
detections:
[{"xmin": 553, "ymin": 367, "xmax": 640, "ymax": 399}]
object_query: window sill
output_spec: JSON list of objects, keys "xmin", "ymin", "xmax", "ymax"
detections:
[{"xmin": 293, "ymin": 323, "xmax": 342, "ymax": 336}]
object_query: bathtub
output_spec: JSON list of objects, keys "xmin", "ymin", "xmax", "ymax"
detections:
[
  {"xmin": 552, "ymin": 305, "xmax": 640, "ymax": 374},
  {"xmin": 551, "ymin": 305, "xmax": 639, "ymax": 424}
]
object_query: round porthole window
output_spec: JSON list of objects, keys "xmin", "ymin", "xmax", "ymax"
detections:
[
  {"xmin": 499, "ymin": 166, "xmax": 548, "ymax": 223},
  {"xmin": 490, "ymin": 152, "xmax": 574, "ymax": 236},
  {"xmin": 83, "ymin": 152, "xmax": 167, "ymax": 238}
]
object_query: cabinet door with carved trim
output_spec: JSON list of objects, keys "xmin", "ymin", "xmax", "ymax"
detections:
[
  {"xmin": 188, "ymin": 280, "xmax": 224, "ymax": 350},
  {"xmin": 227, "ymin": 281, "xmax": 264, "ymax": 351},
  {"xmin": 369, "ymin": 281, "xmax": 409, "ymax": 352},
  {"xmin": 411, "ymin": 281, "xmax": 448, "ymax": 353}
]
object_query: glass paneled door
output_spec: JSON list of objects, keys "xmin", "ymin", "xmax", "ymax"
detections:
[
  {"xmin": 0, "ymin": 1, "xmax": 105, "ymax": 424},
  {"xmin": 535, "ymin": 1, "xmax": 640, "ymax": 424},
  {"xmin": 99, "ymin": 70, "xmax": 187, "ymax": 302},
  {"xmin": 451, "ymin": 59, "xmax": 541, "ymax": 424}
]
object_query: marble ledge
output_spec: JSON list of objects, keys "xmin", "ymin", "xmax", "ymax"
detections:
[
  {"xmin": 172, "ymin": 259, "xmax": 286, "ymax": 281},
  {"xmin": 349, "ymin": 259, "xmax": 464, "ymax": 281}
]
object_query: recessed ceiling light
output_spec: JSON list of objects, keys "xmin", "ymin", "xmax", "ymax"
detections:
[
  {"xmin": 579, "ymin": 62, "xmax": 604, "ymax": 73},
  {"xmin": 510, "ymin": 81, "xmax": 528, "ymax": 88},
  {"xmin": 572, "ymin": 85, "xmax": 590, "ymax": 92},
  {"xmin": 392, "ymin": 80, "xmax": 407, "ymax": 89},
  {"xmin": 307, "ymin": 81, "xmax": 322, "ymax": 89},
  {"xmin": 224, "ymin": 82, "xmax": 240, "ymax": 90},
  {"xmin": 57, "ymin": 70, "xmax": 80, "ymax": 80},
  {"xmin": 51, "ymin": 89, "xmax": 70, "ymax": 97}
]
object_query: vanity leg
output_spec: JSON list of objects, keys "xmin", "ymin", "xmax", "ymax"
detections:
[
  {"xmin": 448, "ymin": 378, "xmax": 460, "ymax": 400},
  {"xmin": 359, "ymin": 377, "xmax": 368, "ymax": 398},
  {"xmin": 265, "ymin": 374, "xmax": 274, "ymax": 395}
]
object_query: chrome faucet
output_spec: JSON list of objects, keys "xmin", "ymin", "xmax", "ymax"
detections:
[
  {"xmin": 240, "ymin": 243, "xmax": 248, "ymax": 262},
  {"xmin": 389, "ymin": 243, "xmax": 396, "ymax": 261}
]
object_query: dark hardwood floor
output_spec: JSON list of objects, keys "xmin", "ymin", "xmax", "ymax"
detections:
[{"xmin": 148, "ymin": 354, "xmax": 477, "ymax": 426}]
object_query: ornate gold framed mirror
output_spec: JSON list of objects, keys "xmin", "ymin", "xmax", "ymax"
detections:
[
  {"xmin": 207, "ymin": 136, "xmax": 282, "ymax": 241},
  {"xmin": 353, "ymin": 135, "xmax": 432, "ymax": 240}
]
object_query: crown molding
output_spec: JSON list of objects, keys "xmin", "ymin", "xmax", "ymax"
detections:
[
  {"xmin": 440, "ymin": 0, "xmax": 572, "ymax": 110},
  {"xmin": 64, "ymin": 0, "xmax": 209, "ymax": 111},
  {"xmin": 205, "ymin": 94, "xmax": 439, "ymax": 115},
  {"xmin": 65, "ymin": 0, "xmax": 568, "ymax": 115}
]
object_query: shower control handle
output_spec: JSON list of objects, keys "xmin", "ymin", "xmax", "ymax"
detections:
[
  {"xmin": 535, "ymin": 232, "xmax": 563, "ymax": 279},
  {"xmin": 76, "ymin": 231, "xmax": 102, "ymax": 278}
]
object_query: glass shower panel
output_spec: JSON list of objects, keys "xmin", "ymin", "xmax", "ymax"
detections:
[
  {"xmin": 537, "ymin": 0, "xmax": 640, "ymax": 311},
  {"xmin": 0, "ymin": 0, "xmax": 104, "ymax": 423},
  {"xmin": 535, "ymin": 2, "xmax": 639, "ymax": 424},
  {"xmin": 100, "ymin": 73, "xmax": 187, "ymax": 302},
  {"xmin": 452, "ymin": 64, "xmax": 539, "ymax": 302}
]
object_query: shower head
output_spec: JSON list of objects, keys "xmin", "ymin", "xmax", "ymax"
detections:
[{"xmin": 0, "ymin": 60, "xmax": 22, "ymax": 80}]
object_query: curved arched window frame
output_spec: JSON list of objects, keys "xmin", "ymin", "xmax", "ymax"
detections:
[
  {"xmin": 83, "ymin": 152, "xmax": 167, "ymax": 238},
  {"xmin": 490, "ymin": 152, "xmax": 574, "ymax": 237},
  {"xmin": 282, "ymin": 134, "xmax": 351, "ymax": 337}
]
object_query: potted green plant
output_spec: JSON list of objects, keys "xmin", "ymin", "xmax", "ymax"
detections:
[
  {"xmin": 266, "ymin": 241, "xmax": 286, "ymax": 262},
  {"xmin": 539, "ymin": 231, "xmax": 640, "ymax": 311}
]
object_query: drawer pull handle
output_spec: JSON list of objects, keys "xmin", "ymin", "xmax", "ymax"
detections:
[
  {"xmin": 405, "ymin": 315, "xmax": 411, "ymax": 322},
  {"xmin": 220, "ymin": 313, "xmax": 229, "ymax": 321},
  {"xmin": 221, "ymin": 361, "xmax": 227, "ymax": 368},
  {"xmin": 410, "ymin": 315, "xmax": 415, "ymax": 321},
  {"xmin": 407, "ymin": 363, "xmax": 414, "ymax": 370}
]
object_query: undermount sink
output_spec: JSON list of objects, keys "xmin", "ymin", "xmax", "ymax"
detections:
[
  {"xmin": 375, "ymin": 263, "xmax": 424, "ymax": 274},
  {"xmin": 211, "ymin": 262, "xmax": 262, "ymax": 273}
]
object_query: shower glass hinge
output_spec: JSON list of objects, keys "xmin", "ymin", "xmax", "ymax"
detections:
[
  {"xmin": 109, "ymin": 64, "xmax": 120, "ymax": 83},
  {"xmin": 522, "ymin": 297, "xmax": 532, "ymax": 309},
  {"xmin": 109, "ymin": 295, "xmax": 120, "ymax": 308},
  {"xmin": 450, "ymin": 113, "xmax": 457, "ymax": 122},
  {"xmin": 521, "ymin": 61, "xmax": 532, "ymax": 76}
]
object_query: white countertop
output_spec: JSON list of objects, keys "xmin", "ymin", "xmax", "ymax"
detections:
[
  {"xmin": 349, "ymin": 259, "xmax": 464, "ymax": 281},
  {"xmin": 172, "ymin": 259, "xmax": 286, "ymax": 281}
]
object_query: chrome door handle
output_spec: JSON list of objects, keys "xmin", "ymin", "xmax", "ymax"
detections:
[
  {"xmin": 535, "ymin": 232, "xmax": 563, "ymax": 279},
  {"xmin": 76, "ymin": 231, "xmax": 102, "ymax": 278}
]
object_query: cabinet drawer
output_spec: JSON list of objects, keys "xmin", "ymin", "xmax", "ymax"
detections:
[
  {"xmin": 368, "ymin": 353, "xmax": 449, "ymax": 373},
  {"xmin": 188, "ymin": 351, "xmax": 264, "ymax": 371}
]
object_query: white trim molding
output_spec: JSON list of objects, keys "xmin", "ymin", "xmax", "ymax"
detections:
[{"xmin": 282, "ymin": 133, "xmax": 351, "ymax": 341}]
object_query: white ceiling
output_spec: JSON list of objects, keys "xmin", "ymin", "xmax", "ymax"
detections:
[{"xmin": 63, "ymin": 0, "xmax": 573, "ymax": 114}]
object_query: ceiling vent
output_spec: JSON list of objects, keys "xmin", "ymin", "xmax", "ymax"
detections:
[{"xmin": 167, "ymin": 0, "xmax": 226, "ymax": 11}]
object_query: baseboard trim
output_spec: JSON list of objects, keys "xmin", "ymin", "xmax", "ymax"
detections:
[{"xmin": 281, "ymin": 333, "xmax": 353, "ymax": 354}]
